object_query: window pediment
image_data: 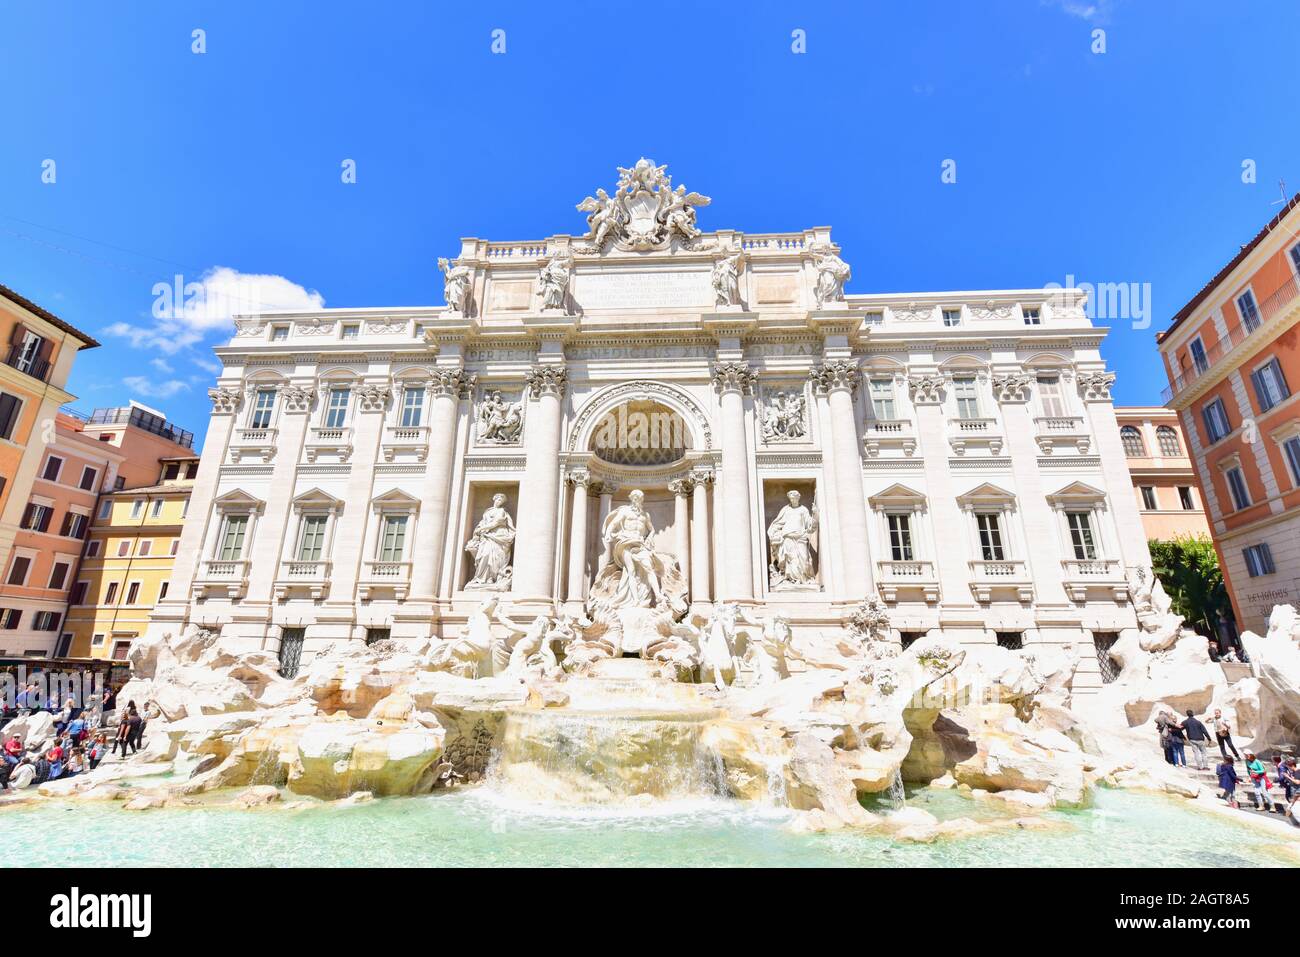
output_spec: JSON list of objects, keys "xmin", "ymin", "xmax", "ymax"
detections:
[
  {"xmin": 212, "ymin": 488, "xmax": 265, "ymax": 513},
  {"xmin": 1045, "ymin": 481, "xmax": 1107, "ymax": 506},
  {"xmin": 291, "ymin": 487, "xmax": 344, "ymax": 513},
  {"xmin": 956, "ymin": 482, "xmax": 1016, "ymax": 509},
  {"xmin": 869, "ymin": 483, "xmax": 927, "ymax": 509}
]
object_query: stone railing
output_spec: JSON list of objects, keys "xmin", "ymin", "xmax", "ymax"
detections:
[
  {"xmin": 358, "ymin": 560, "xmax": 412, "ymax": 601},
  {"xmin": 382, "ymin": 425, "xmax": 431, "ymax": 462}
]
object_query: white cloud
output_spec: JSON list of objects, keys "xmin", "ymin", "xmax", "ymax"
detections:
[
  {"xmin": 192, "ymin": 355, "xmax": 222, "ymax": 376},
  {"xmin": 150, "ymin": 356, "xmax": 174, "ymax": 374},
  {"xmin": 122, "ymin": 376, "xmax": 191, "ymax": 399},
  {"xmin": 1042, "ymin": 0, "xmax": 1117, "ymax": 22}
]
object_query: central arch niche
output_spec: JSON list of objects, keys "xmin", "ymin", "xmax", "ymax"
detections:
[{"xmin": 588, "ymin": 398, "xmax": 694, "ymax": 467}]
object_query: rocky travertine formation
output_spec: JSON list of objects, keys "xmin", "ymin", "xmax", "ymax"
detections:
[{"xmin": 6, "ymin": 591, "xmax": 1300, "ymax": 838}]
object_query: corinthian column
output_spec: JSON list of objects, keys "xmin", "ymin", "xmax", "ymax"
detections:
[
  {"xmin": 668, "ymin": 477, "xmax": 692, "ymax": 590},
  {"xmin": 565, "ymin": 470, "xmax": 591, "ymax": 605},
  {"xmin": 412, "ymin": 369, "xmax": 471, "ymax": 602},
  {"xmin": 812, "ymin": 360, "xmax": 873, "ymax": 599},
  {"xmin": 711, "ymin": 362, "xmax": 757, "ymax": 600},
  {"xmin": 512, "ymin": 365, "xmax": 567, "ymax": 605},
  {"xmin": 690, "ymin": 468, "xmax": 713, "ymax": 604}
]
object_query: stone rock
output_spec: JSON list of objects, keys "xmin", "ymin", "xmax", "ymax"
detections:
[
  {"xmin": 1, "ymin": 711, "xmax": 57, "ymax": 751},
  {"xmin": 122, "ymin": 792, "xmax": 169, "ymax": 811},
  {"xmin": 168, "ymin": 713, "xmax": 260, "ymax": 760},
  {"xmin": 944, "ymin": 705, "xmax": 1087, "ymax": 806},
  {"xmin": 699, "ymin": 718, "xmax": 789, "ymax": 802},
  {"xmin": 782, "ymin": 732, "xmax": 875, "ymax": 827},
  {"xmin": 1266, "ymin": 604, "xmax": 1300, "ymax": 644},
  {"xmin": 288, "ymin": 715, "xmax": 445, "ymax": 799},
  {"xmin": 234, "ymin": 785, "xmax": 281, "ymax": 807},
  {"xmin": 334, "ymin": 790, "xmax": 374, "ymax": 806},
  {"xmin": 1239, "ymin": 629, "xmax": 1300, "ymax": 750},
  {"xmin": 126, "ymin": 631, "xmax": 177, "ymax": 679}
]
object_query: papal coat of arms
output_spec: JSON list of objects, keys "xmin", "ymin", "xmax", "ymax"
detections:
[{"xmin": 575, "ymin": 158, "xmax": 714, "ymax": 253}]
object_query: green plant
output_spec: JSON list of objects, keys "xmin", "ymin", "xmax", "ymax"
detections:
[{"xmin": 1148, "ymin": 535, "xmax": 1232, "ymax": 637}]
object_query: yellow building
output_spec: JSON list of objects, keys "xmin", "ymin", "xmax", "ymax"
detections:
[{"xmin": 64, "ymin": 454, "xmax": 198, "ymax": 659}]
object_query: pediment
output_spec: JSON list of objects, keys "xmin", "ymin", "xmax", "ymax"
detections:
[
  {"xmin": 1045, "ymin": 481, "xmax": 1107, "ymax": 505},
  {"xmin": 955, "ymin": 482, "xmax": 1016, "ymax": 507},
  {"xmin": 869, "ymin": 483, "xmax": 928, "ymax": 508}
]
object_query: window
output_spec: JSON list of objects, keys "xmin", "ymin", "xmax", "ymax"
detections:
[
  {"xmin": 103, "ymin": 581, "xmax": 119, "ymax": 604},
  {"xmin": 365, "ymin": 628, "xmax": 390, "ymax": 646},
  {"xmin": 887, "ymin": 513, "xmax": 914, "ymax": 561},
  {"xmin": 953, "ymin": 377, "xmax": 980, "ymax": 419},
  {"xmin": 1156, "ymin": 425, "xmax": 1181, "ymax": 456},
  {"xmin": 60, "ymin": 512, "xmax": 87, "ymax": 539},
  {"xmin": 69, "ymin": 581, "xmax": 88, "ymax": 605},
  {"xmin": 98, "ymin": 499, "xmax": 112, "ymax": 520},
  {"xmin": 117, "ymin": 540, "xmax": 131, "ymax": 557},
  {"xmin": 181, "ymin": 497, "xmax": 189, "ymax": 518},
  {"xmin": 1140, "ymin": 486, "xmax": 1158, "ymax": 510},
  {"xmin": 942, "ymin": 308, "xmax": 961, "ymax": 327},
  {"xmin": 1236, "ymin": 290, "xmax": 1261, "ymax": 332},
  {"xmin": 1250, "ymin": 357, "xmax": 1290, "ymax": 411},
  {"xmin": 139, "ymin": 540, "xmax": 152, "ymax": 557},
  {"xmin": 297, "ymin": 514, "xmax": 328, "ymax": 561},
  {"xmin": 996, "ymin": 631, "xmax": 1024, "ymax": 650},
  {"xmin": 1225, "ymin": 466, "xmax": 1251, "ymax": 511},
  {"xmin": 185, "ymin": 461, "xmax": 199, "ymax": 479},
  {"xmin": 150, "ymin": 499, "xmax": 164, "ymax": 518},
  {"xmin": 1022, "ymin": 307, "xmax": 1041, "ymax": 325},
  {"xmin": 1243, "ymin": 543, "xmax": 1276, "ymax": 578},
  {"xmin": 1037, "ymin": 375, "xmax": 1067, "ymax": 417},
  {"xmin": 131, "ymin": 499, "xmax": 144, "ymax": 518},
  {"xmin": 379, "ymin": 515, "xmax": 407, "ymax": 562},
  {"xmin": 169, "ymin": 539, "xmax": 179, "ymax": 556},
  {"xmin": 1066, "ymin": 511, "xmax": 1098, "ymax": 560},
  {"xmin": 975, "ymin": 513, "xmax": 1005, "ymax": 561},
  {"xmin": 1178, "ymin": 486, "xmax": 1195, "ymax": 510},
  {"xmin": 1188, "ymin": 337, "xmax": 1209, "ymax": 374},
  {"xmin": 125, "ymin": 582, "xmax": 140, "ymax": 605},
  {"xmin": 14, "ymin": 329, "xmax": 46, "ymax": 376},
  {"xmin": 869, "ymin": 378, "xmax": 896, "ymax": 419},
  {"xmin": 270, "ymin": 324, "xmax": 289, "ymax": 342},
  {"xmin": 47, "ymin": 562, "xmax": 69, "ymax": 591},
  {"xmin": 0, "ymin": 392, "xmax": 22, "ymax": 440},
  {"xmin": 163, "ymin": 462, "xmax": 180, "ymax": 480},
  {"xmin": 78, "ymin": 466, "xmax": 97, "ymax": 491},
  {"xmin": 400, "ymin": 386, "xmax": 425, "ymax": 427},
  {"xmin": 41, "ymin": 456, "xmax": 63, "ymax": 481},
  {"xmin": 249, "ymin": 388, "xmax": 276, "ymax": 429},
  {"xmin": 1285, "ymin": 435, "xmax": 1300, "ymax": 486},
  {"xmin": 278, "ymin": 627, "xmax": 306, "ymax": 678},
  {"xmin": 158, "ymin": 581, "xmax": 169, "ymax": 601},
  {"xmin": 1291, "ymin": 242, "xmax": 1300, "ymax": 274},
  {"xmin": 899, "ymin": 632, "xmax": 923, "ymax": 649},
  {"xmin": 1202, "ymin": 398, "xmax": 1231, "ymax": 444},
  {"xmin": 341, "ymin": 323, "xmax": 360, "ymax": 340},
  {"xmin": 0, "ymin": 609, "xmax": 20, "ymax": 629},
  {"xmin": 85, "ymin": 540, "xmax": 101, "ymax": 558},
  {"xmin": 91, "ymin": 633, "xmax": 105, "ymax": 647},
  {"xmin": 218, "ymin": 515, "xmax": 249, "ymax": 561},
  {"xmin": 20, "ymin": 502, "xmax": 53, "ymax": 533},
  {"xmin": 32, "ymin": 611, "xmax": 60, "ymax": 632},
  {"xmin": 1120, "ymin": 426, "xmax": 1146, "ymax": 457},
  {"xmin": 324, "ymin": 388, "xmax": 350, "ymax": 428},
  {"xmin": 113, "ymin": 476, "xmax": 125, "ymax": 490}
]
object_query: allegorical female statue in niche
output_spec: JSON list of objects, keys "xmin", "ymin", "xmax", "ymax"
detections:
[
  {"xmin": 465, "ymin": 493, "xmax": 515, "ymax": 589},
  {"xmin": 767, "ymin": 490, "xmax": 818, "ymax": 589}
]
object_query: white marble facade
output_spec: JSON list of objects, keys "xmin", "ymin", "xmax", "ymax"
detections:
[{"xmin": 150, "ymin": 161, "xmax": 1148, "ymax": 685}]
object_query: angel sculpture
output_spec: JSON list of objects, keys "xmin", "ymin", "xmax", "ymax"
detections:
[
  {"xmin": 438, "ymin": 257, "xmax": 472, "ymax": 313},
  {"xmin": 575, "ymin": 188, "xmax": 626, "ymax": 249},
  {"xmin": 616, "ymin": 158, "xmax": 669, "ymax": 194},
  {"xmin": 658, "ymin": 184, "xmax": 711, "ymax": 241}
]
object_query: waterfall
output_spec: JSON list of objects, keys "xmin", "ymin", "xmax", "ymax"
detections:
[{"xmin": 887, "ymin": 768, "xmax": 907, "ymax": 809}]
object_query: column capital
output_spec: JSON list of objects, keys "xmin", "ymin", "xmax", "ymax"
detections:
[
  {"xmin": 593, "ymin": 478, "xmax": 619, "ymax": 496},
  {"xmin": 525, "ymin": 364, "xmax": 568, "ymax": 398},
  {"xmin": 690, "ymin": 466, "xmax": 715, "ymax": 486},
  {"xmin": 667, "ymin": 477, "xmax": 693, "ymax": 496},
  {"xmin": 356, "ymin": 383, "xmax": 392, "ymax": 413},
  {"xmin": 1076, "ymin": 371, "xmax": 1116, "ymax": 402},
  {"xmin": 567, "ymin": 469, "xmax": 593, "ymax": 489},
  {"xmin": 991, "ymin": 371, "xmax": 1034, "ymax": 404},
  {"xmin": 711, "ymin": 361, "xmax": 756, "ymax": 395},
  {"xmin": 810, "ymin": 359, "xmax": 860, "ymax": 396},
  {"xmin": 208, "ymin": 387, "xmax": 243, "ymax": 415},
  {"xmin": 907, "ymin": 373, "xmax": 946, "ymax": 405},
  {"xmin": 280, "ymin": 385, "xmax": 316, "ymax": 414},
  {"xmin": 429, "ymin": 368, "xmax": 474, "ymax": 397}
]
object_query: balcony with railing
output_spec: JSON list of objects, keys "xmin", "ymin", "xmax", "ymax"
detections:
[
  {"xmin": 358, "ymin": 560, "xmax": 411, "ymax": 601},
  {"xmin": 1163, "ymin": 273, "xmax": 1300, "ymax": 403},
  {"xmin": 947, "ymin": 417, "xmax": 1003, "ymax": 456},
  {"xmin": 4, "ymin": 345, "xmax": 52, "ymax": 383},
  {"xmin": 967, "ymin": 559, "xmax": 1033, "ymax": 603},
  {"xmin": 382, "ymin": 425, "xmax": 431, "ymax": 462},
  {"xmin": 1033, "ymin": 415, "xmax": 1091, "ymax": 454},
  {"xmin": 192, "ymin": 558, "xmax": 250, "ymax": 599},
  {"xmin": 87, "ymin": 406, "xmax": 195, "ymax": 448},
  {"xmin": 305, "ymin": 426, "xmax": 353, "ymax": 463},
  {"xmin": 229, "ymin": 426, "xmax": 279, "ymax": 463},
  {"xmin": 1061, "ymin": 557, "xmax": 1126, "ymax": 602},
  {"xmin": 274, "ymin": 559, "xmax": 333, "ymax": 601},
  {"xmin": 876, "ymin": 559, "xmax": 939, "ymax": 602},
  {"xmin": 862, "ymin": 419, "xmax": 917, "ymax": 457}
]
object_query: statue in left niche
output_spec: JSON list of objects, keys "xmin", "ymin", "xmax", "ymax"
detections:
[
  {"xmin": 477, "ymin": 390, "xmax": 523, "ymax": 445},
  {"xmin": 767, "ymin": 490, "xmax": 818, "ymax": 589},
  {"xmin": 537, "ymin": 250, "xmax": 573, "ymax": 312},
  {"xmin": 465, "ymin": 493, "xmax": 515, "ymax": 590},
  {"xmin": 438, "ymin": 257, "xmax": 472, "ymax": 314}
]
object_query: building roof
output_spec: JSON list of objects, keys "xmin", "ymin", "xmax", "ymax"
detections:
[
  {"xmin": 1158, "ymin": 193, "xmax": 1300, "ymax": 343},
  {"xmin": 105, "ymin": 482, "xmax": 193, "ymax": 497},
  {"xmin": 0, "ymin": 283, "xmax": 100, "ymax": 348}
]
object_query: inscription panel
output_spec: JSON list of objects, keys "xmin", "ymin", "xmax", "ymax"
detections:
[{"xmin": 574, "ymin": 269, "xmax": 713, "ymax": 310}]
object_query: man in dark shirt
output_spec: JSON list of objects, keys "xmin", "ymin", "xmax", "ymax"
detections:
[{"xmin": 1182, "ymin": 710, "xmax": 1211, "ymax": 770}]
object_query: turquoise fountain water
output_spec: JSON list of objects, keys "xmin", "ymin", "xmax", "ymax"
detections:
[{"xmin": 3, "ymin": 787, "xmax": 1291, "ymax": 868}]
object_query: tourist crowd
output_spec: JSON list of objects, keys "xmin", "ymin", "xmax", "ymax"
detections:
[
  {"xmin": 0, "ymin": 685, "xmax": 150, "ymax": 791},
  {"xmin": 1155, "ymin": 706, "xmax": 1300, "ymax": 824}
]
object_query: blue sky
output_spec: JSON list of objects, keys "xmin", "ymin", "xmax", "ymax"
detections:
[{"xmin": 2, "ymin": 0, "xmax": 1298, "ymax": 444}]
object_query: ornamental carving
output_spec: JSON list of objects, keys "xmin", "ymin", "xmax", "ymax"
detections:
[
  {"xmin": 477, "ymin": 390, "xmax": 524, "ymax": 444},
  {"xmin": 711, "ymin": 362, "xmax": 757, "ymax": 394},
  {"xmin": 429, "ymin": 369, "xmax": 473, "ymax": 397},
  {"xmin": 208, "ymin": 388, "xmax": 243, "ymax": 414},
  {"xmin": 356, "ymin": 385, "xmax": 391, "ymax": 412},
  {"xmin": 574, "ymin": 158, "xmax": 714, "ymax": 254},
  {"xmin": 890, "ymin": 302, "xmax": 934, "ymax": 323},
  {"xmin": 761, "ymin": 388, "xmax": 808, "ymax": 442},
  {"xmin": 567, "ymin": 381, "xmax": 712, "ymax": 452},
  {"xmin": 811, "ymin": 247, "xmax": 851, "ymax": 305},
  {"xmin": 438, "ymin": 257, "xmax": 472, "ymax": 314},
  {"xmin": 991, "ymin": 373, "xmax": 1034, "ymax": 403},
  {"xmin": 537, "ymin": 251, "xmax": 574, "ymax": 313},
  {"xmin": 809, "ymin": 360, "xmax": 860, "ymax": 395},
  {"xmin": 524, "ymin": 365, "xmax": 568, "ymax": 398},
  {"xmin": 907, "ymin": 374, "xmax": 946, "ymax": 405},
  {"xmin": 1076, "ymin": 371, "xmax": 1116, "ymax": 401},
  {"xmin": 280, "ymin": 385, "xmax": 316, "ymax": 413}
]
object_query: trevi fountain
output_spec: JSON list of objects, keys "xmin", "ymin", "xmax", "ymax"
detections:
[{"xmin": 3, "ymin": 160, "xmax": 1300, "ymax": 867}]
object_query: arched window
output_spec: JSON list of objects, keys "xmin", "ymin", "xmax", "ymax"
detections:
[
  {"xmin": 1156, "ymin": 425, "xmax": 1181, "ymax": 457},
  {"xmin": 1120, "ymin": 426, "xmax": 1146, "ymax": 457}
]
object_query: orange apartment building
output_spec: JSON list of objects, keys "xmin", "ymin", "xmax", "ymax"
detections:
[
  {"xmin": 1158, "ymin": 194, "xmax": 1300, "ymax": 634},
  {"xmin": 1114, "ymin": 407, "xmax": 1210, "ymax": 541}
]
